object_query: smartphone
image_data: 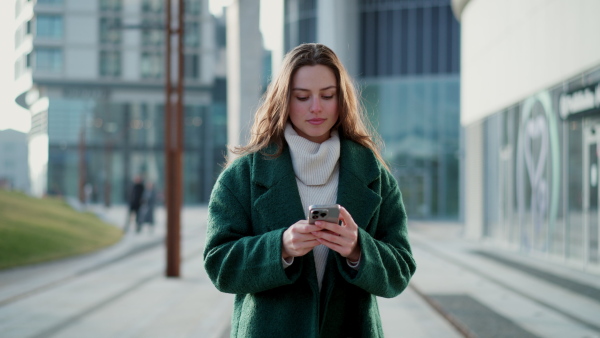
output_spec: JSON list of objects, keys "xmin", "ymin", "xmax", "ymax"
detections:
[{"xmin": 308, "ymin": 204, "xmax": 340, "ymax": 224}]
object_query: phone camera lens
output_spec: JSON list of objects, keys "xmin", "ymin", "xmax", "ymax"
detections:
[
  {"xmin": 320, "ymin": 212, "xmax": 327, "ymax": 217},
  {"xmin": 312, "ymin": 210, "xmax": 319, "ymax": 215},
  {"xmin": 312, "ymin": 215, "xmax": 318, "ymax": 219}
]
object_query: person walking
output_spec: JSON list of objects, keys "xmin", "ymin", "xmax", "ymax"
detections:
[
  {"xmin": 136, "ymin": 181, "xmax": 156, "ymax": 233},
  {"xmin": 124, "ymin": 175, "xmax": 144, "ymax": 233},
  {"xmin": 203, "ymin": 43, "xmax": 416, "ymax": 337}
]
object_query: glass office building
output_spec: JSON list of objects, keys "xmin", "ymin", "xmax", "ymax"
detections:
[
  {"xmin": 284, "ymin": 0, "xmax": 461, "ymax": 219},
  {"xmin": 15, "ymin": 0, "xmax": 227, "ymax": 205}
]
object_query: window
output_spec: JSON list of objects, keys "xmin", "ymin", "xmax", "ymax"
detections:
[
  {"xmin": 15, "ymin": 25, "xmax": 23, "ymax": 49},
  {"xmin": 184, "ymin": 22, "xmax": 200, "ymax": 47},
  {"xmin": 15, "ymin": 0, "xmax": 22, "ymax": 18},
  {"xmin": 37, "ymin": 0, "xmax": 64, "ymax": 5},
  {"xmin": 184, "ymin": 54, "xmax": 199, "ymax": 79},
  {"xmin": 100, "ymin": 51, "xmax": 121, "ymax": 77},
  {"xmin": 36, "ymin": 15, "xmax": 63, "ymax": 39},
  {"xmin": 184, "ymin": 0, "xmax": 201, "ymax": 15},
  {"xmin": 141, "ymin": 52, "xmax": 163, "ymax": 79},
  {"xmin": 100, "ymin": 17, "xmax": 122, "ymax": 44},
  {"xmin": 141, "ymin": 18, "xmax": 163, "ymax": 46},
  {"xmin": 14, "ymin": 59, "xmax": 21, "ymax": 80},
  {"xmin": 14, "ymin": 52, "xmax": 32, "ymax": 79},
  {"xmin": 100, "ymin": 0, "xmax": 122, "ymax": 12},
  {"xmin": 142, "ymin": 0, "xmax": 163, "ymax": 13},
  {"xmin": 35, "ymin": 48, "xmax": 63, "ymax": 72}
]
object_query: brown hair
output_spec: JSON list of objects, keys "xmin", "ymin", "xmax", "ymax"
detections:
[{"xmin": 230, "ymin": 43, "xmax": 387, "ymax": 169}]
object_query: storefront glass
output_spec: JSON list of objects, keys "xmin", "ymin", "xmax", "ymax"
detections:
[{"xmin": 483, "ymin": 64, "xmax": 600, "ymax": 271}]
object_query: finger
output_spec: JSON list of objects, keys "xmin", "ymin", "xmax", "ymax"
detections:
[
  {"xmin": 338, "ymin": 206, "xmax": 357, "ymax": 228},
  {"xmin": 314, "ymin": 220, "xmax": 342, "ymax": 234},
  {"xmin": 313, "ymin": 229, "xmax": 349, "ymax": 246},
  {"xmin": 288, "ymin": 231, "xmax": 319, "ymax": 244},
  {"xmin": 295, "ymin": 223, "xmax": 323, "ymax": 234},
  {"xmin": 316, "ymin": 238, "xmax": 351, "ymax": 257}
]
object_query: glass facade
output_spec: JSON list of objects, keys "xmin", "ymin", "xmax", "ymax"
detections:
[
  {"xmin": 482, "ymin": 64, "xmax": 600, "ymax": 270},
  {"xmin": 35, "ymin": 14, "xmax": 63, "ymax": 39},
  {"xmin": 362, "ymin": 76, "xmax": 460, "ymax": 219},
  {"xmin": 20, "ymin": 0, "xmax": 225, "ymax": 205},
  {"xmin": 100, "ymin": 51, "xmax": 121, "ymax": 77},
  {"xmin": 44, "ymin": 95, "xmax": 227, "ymax": 205},
  {"xmin": 360, "ymin": 2, "xmax": 459, "ymax": 76},
  {"xmin": 359, "ymin": 0, "xmax": 461, "ymax": 219},
  {"xmin": 140, "ymin": 52, "xmax": 162, "ymax": 78},
  {"xmin": 282, "ymin": 0, "xmax": 462, "ymax": 219},
  {"xmin": 35, "ymin": 47, "xmax": 63, "ymax": 72}
]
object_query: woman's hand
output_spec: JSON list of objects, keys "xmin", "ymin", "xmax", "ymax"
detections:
[
  {"xmin": 282, "ymin": 220, "xmax": 322, "ymax": 259},
  {"xmin": 311, "ymin": 206, "xmax": 361, "ymax": 261}
]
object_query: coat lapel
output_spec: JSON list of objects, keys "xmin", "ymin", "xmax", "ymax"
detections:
[
  {"xmin": 250, "ymin": 140, "xmax": 383, "ymax": 232},
  {"xmin": 337, "ymin": 139, "xmax": 382, "ymax": 231},
  {"xmin": 251, "ymin": 146, "xmax": 306, "ymax": 232},
  {"xmin": 251, "ymin": 146, "xmax": 320, "ymax": 294}
]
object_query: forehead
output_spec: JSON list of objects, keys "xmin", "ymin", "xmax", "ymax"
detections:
[{"xmin": 292, "ymin": 65, "xmax": 337, "ymax": 89}]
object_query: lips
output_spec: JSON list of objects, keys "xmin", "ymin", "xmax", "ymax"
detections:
[{"xmin": 307, "ymin": 118, "xmax": 326, "ymax": 125}]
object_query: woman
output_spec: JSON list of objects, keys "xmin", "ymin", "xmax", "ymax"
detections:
[{"xmin": 203, "ymin": 43, "xmax": 416, "ymax": 337}]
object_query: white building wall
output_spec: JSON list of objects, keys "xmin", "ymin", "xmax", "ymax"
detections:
[
  {"xmin": 459, "ymin": 0, "xmax": 600, "ymax": 126},
  {"xmin": 226, "ymin": 0, "xmax": 262, "ymax": 152},
  {"xmin": 463, "ymin": 121, "xmax": 484, "ymax": 239},
  {"xmin": 316, "ymin": 0, "xmax": 359, "ymax": 79}
]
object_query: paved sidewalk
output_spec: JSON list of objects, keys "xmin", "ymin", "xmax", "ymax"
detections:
[
  {"xmin": 408, "ymin": 221, "xmax": 600, "ymax": 338},
  {"xmin": 3, "ymin": 204, "xmax": 599, "ymax": 337}
]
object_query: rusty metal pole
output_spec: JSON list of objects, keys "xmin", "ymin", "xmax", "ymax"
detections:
[{"xmin": 164, "ymin": 0, "xmax": 184, "ymax": 277}]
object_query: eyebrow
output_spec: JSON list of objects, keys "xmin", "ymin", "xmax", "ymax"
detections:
[{"xmin": 292, "ymin": 86, "xmax": 337, "ymax": 92}]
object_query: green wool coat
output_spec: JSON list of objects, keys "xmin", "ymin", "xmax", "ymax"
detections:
[{"xmin": 203, "ymin": 138, "xmax": 416, "ymax": 338}]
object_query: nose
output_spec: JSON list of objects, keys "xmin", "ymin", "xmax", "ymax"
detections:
[{"xmin": 310, "ymin": 97, "xmax": 322, "ymax": 114}]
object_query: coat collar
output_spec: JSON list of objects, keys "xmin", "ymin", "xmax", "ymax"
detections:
[{"xmin": 251, "ymin": 138, "xmax": 383, "ymax": 231}]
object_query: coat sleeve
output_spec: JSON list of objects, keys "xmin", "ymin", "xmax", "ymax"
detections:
[
  {"xmin": 336, "ymin": 168, "xmax": 416, "ymax": 298},
  {"xmin": 203, "ymin": 161, "xmax": 303, "ymax": 295}
]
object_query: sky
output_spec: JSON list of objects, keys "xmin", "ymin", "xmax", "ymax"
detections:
[{"xmin": 0, "ymin": 0, "xmax": 281, "ymax": 134}]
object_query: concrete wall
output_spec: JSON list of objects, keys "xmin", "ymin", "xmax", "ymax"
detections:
[
  {"xmin": 316, "ymin": 0, "xmax": 359, "ymax": 79},
  {"xmin": 463, "ymin": 121, "xmax": 484, "ymax": 239},
  {"xmin": 226, "ymin": 0, "xmax": 262, "ymax": 152}
]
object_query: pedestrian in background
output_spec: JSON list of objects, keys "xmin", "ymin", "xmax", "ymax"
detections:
[
  {"xmin": 124, "ymin": 175, "xmax": 144, "ymax": 233},
  {"xmin": 136, "ymin": 181, "xmax": 156, "ymax": 233},
  {"xmin": 203, "ymin": 43, "xmax": 416, "ymax": 337}
]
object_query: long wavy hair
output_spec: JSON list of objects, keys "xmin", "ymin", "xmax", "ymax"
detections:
[{"xmin": 230, "ymin": 43, "xmax": 387, "ymax": 169}]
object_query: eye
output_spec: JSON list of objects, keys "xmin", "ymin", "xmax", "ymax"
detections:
[
  {"xmin": 322, "ymin": 95, "xmax": 334, "ymax": 100},
  {"xmin": 296, "ymin": 96, "xmax": 309, "ymax": 101}
]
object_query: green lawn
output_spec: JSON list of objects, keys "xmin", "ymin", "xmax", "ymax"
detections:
[{"xmin": 0, "ymin": 190, "xmax": 122, "ymax": 270}]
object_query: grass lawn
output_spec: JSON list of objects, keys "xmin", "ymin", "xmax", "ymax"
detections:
[{"xmin": 0, "ymin": 190, "xmax": 122, "ymax": 270}]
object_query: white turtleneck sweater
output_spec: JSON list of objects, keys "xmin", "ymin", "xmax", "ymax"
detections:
[{"xmin": 283, "ymin": 123, "xmax": 340, "ymax": 290}]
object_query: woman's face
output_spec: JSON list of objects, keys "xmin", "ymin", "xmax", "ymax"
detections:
[{"xmin": 289, "ymin": 64, "xmax": 339, "ymax": 144}]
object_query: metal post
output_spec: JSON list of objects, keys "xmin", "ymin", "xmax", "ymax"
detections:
[{"xmin": 164, "ymin": 0, "xmax": 184, "ymax": 277}]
